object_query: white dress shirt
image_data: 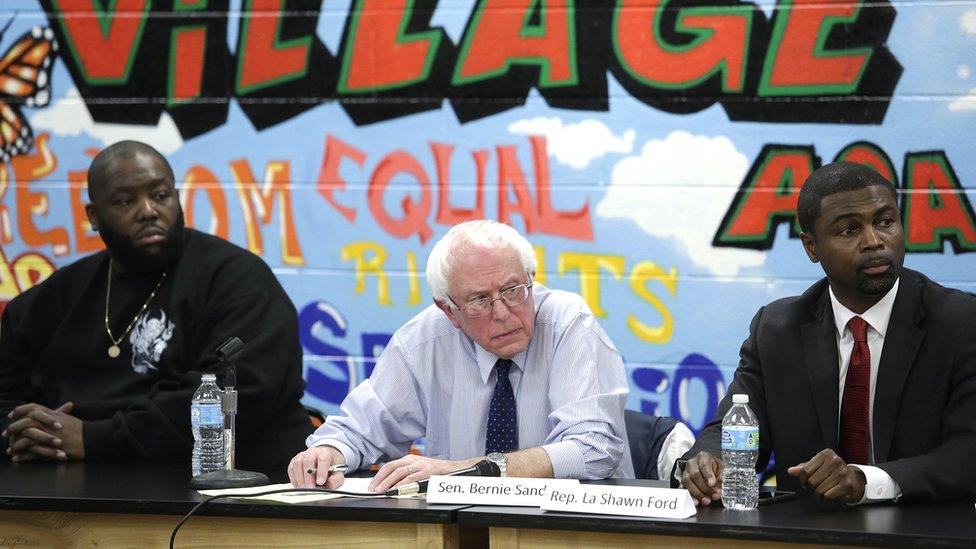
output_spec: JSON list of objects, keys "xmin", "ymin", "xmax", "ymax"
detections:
[
  {"xmin": 657, "ymin": 421, "xmax": 695, "ymax": 481},
  {"xmin": 828, "ymin": 279, "xmax": 903, "ymax": 503},
  {"xmin": 307, "ymin": 284, "xmax": 634, "ymax": 479}
]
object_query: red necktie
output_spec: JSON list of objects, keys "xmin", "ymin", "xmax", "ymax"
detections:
[{"xmin": 840, "ymin": 316, "xmax": 871, "ymax": 465}]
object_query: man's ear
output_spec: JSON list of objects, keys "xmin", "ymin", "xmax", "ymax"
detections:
[
  {"xmin": 85, "ymin": 203, "xmax": 99, "ymax": 231},
  {"xmin": 435, "ymin": 299, "xmax": 462, "ymax": 329},
  {"xmin": 800, "ymin": 231, "xmax": 819, "ymax": 263}
]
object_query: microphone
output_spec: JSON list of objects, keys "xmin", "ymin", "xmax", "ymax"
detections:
[
  {"xmin": 189, "ymin": 337, "xmax": 269, "ymax": 490},
  {"xmin": 216, "ymin": 337, "xmax": 244, "ymax": 389},
  {"xmin": 386, "ymin": 459, "xmax": 501, "ymax": 496}
]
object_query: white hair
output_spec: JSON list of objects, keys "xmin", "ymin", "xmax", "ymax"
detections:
[{"xmin": 425, "ymin": 220, "xmax": 537, "ymax": 304}]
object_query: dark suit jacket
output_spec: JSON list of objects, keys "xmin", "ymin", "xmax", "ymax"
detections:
[
  {"xmin": 625, "ymin": 411, "xmax": 680, "ymax": 480},
  {"xmin": 680, "ymin": 269, "xmax": 976, "ymax": 501}
]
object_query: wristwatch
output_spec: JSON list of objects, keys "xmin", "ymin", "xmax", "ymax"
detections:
[{"xmin": 486, "ymin": 452, "xmax": 508, "ymax": 477}]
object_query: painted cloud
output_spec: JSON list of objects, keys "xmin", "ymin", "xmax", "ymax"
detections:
[
  {"xmin": 961, "ymin": 9, "xmax": 976, "ymax": 35},
  {"xmin": 596, "ymin": 130, "xmax": 766, "ymax": 276},
  {"xmin": 949, "ymin": 89, "xmax": 976, "ymax": 111},
  {"xmin": 508, "ymin": 117, "xmax": 635, "ymax": 170},
  {"xmin": 31, "ymin": 88, "xmax": 184, "ymax": 154}
]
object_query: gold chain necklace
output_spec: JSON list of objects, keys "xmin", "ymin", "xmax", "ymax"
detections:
[{"xmin": 104, "ymin": 262, "xmax": 167, "ymax": 358}]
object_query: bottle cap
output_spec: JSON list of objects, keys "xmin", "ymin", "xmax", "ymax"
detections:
[
  {"xmin": 202, "ymin": 373, "xmax": 216, "ymax": 381},
  {"xmin": 732, "ymin": 393, "xmax": 749, "ymax": 404}
]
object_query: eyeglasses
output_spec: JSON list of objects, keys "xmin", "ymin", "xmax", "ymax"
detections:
[{"xmin": 448, "ymin": 283, "xmax": 533, "ymax": 318}]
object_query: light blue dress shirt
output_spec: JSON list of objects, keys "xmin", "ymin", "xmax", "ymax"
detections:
[{"xmin": 307, "ymin": 284, "xmax": 635, "ymax": 479}]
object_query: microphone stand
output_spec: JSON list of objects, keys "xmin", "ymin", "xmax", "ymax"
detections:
[{"xmin": 189, "ymin": 337, "xmax": 270, "ymax": 490}]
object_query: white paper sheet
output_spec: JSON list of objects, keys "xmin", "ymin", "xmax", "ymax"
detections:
[{"xmin": 197, "ymin": 477, "xmax": 400, "ymax": 504}]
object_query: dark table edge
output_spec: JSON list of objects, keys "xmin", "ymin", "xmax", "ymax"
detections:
[
  {"xmin": 456, "ymin": 508, "xmax": 974, "ymax": 549},
  {"xmin": 0, "ymin": 496, "xmax": 468, "ymax": 524}
]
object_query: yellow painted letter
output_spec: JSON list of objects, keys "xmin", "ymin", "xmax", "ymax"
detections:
[
  {"xmin": 341, "ymin": 241, "xmax": 392, "ymax": 306},
  {"xmin": 628, "ymin": 261, "xmax": 677, "ymax": 344},
  {"xmin": 558, "ymin": 252, "xmax": 625, "ymax": 317}
]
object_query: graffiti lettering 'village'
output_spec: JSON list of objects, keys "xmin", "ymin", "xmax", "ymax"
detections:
[
  {"xmin": 45, "ymin": 0, "xmax": 900, "ymax": 137},
  {"xmin": 0, "ymin": 0, "xmax": 972, "ymax": 433}
]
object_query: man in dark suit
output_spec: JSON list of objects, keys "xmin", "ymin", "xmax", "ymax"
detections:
[{"xmin": 678, "ymin": 161, "xmax": 976, "ymax": 504}]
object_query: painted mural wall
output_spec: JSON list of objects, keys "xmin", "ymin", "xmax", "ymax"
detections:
[{"xmin": 1, "ymin": 0, "xmax": 974, "ymax": 435}]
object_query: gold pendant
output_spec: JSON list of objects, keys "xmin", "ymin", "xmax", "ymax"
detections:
[{"xmin": 108, "ymin": 345, "xmax": 121, "ymax": 358}]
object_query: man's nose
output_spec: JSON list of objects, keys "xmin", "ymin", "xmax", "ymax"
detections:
[
  {"xmin": 135, "ymin": 196, "xmax": 159, "ymax": 220},
  {"xmin": 490, "ymin": 297, "xmax": 510, "ymax": 321},
  {"xmin": 861, "ymin": 226, "xmax": 883, "ymax": 250}
]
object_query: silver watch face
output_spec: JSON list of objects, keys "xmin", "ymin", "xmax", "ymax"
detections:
[{"xmin": 486, "ymin": 452, "xmax": 507, "ymax": 476}]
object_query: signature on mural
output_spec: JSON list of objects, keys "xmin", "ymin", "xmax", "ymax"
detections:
[{"xmin": 0, "ymin": 21, "xmax": 58, "ymax": 163}]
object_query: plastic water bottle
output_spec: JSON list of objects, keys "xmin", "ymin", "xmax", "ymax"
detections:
[
  {"xmin": 721, "ymin": 393, "xmax": 759, "ymax": 510},
  {"xmin": 191, "ymin": 373, "xmax": 224, "ymax": 476}
]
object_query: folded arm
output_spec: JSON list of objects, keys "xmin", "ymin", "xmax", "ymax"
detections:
[{"xmin": 542, "ymin": 312, "xmax": 630, "ymax": 480}]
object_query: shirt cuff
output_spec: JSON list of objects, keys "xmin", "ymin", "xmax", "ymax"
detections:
[
  {"xmin": 657, "ymin": 422, "xmax": 696, "ymax": 482},
  {"xmin": 849, "ymin": 464, "xmax": 902, "ymax": 504},
  {"xmin": 306, "ymin": 435, "xmax": 360, "ymax": 471},
  {"xmin": 542, "ymin": 440, "xmax": 586, "ymax": 479},
  {"xmin": 673, "ymin": 459, "xmax": 686, "ymax": 485}
]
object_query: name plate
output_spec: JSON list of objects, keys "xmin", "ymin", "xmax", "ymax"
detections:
[
  {"xmin": 426, "ymin": 476, "xmax": 580, "ymax": 506},
  {"xmin": 540, "ymin": 484, "xmax": 696, "ymax": 519}
]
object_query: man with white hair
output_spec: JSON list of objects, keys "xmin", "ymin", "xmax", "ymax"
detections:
[{"xmin": 289, "ymin": 220, "xmax": 633, "ymax": 490}]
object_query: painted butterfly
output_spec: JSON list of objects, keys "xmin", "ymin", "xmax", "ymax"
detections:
[{"xmin": 0, "ymin": 21, "xmax": 58, "ymax": 164}]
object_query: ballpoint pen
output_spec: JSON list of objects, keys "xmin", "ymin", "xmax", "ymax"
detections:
[{"xmin": 307, "ymin": 464, "xmax": 349, "ymax": 475}]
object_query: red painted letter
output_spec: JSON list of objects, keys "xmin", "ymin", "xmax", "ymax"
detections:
[
  {"xmin": 183, "ymin": 165, "xmax": 230, "ymax": 240},
  {"xmin": 834, "ymin": 141, "xmax": 897, "ymax": 185},
  {"xmin": 432, "ymin": 143, "xmax": 486, "ymax": 226},
  {"xmin": 169, "ymin": 26, "xmax": 207, "ymax": 103},
  {"xmin": 236, "ymin": 0, "xmax": 312, "ymax": 94},
  {"xmin": 903, "ymin": 153, "xmax": 976, "ymax": 252},
  {"xmin": 454, "ymin": 0, "xmax": 575, "ymax": 86},
  {"xmin": 760, "ymin": 0, "xmax": 871, "ymax": 95},
  {"xmin": 714, "ymin": 146, "xmax": 816, "ymax": 249},
  {"xmin": 317, "ymin": 135, "xmax": 366, "ymax": 223},
  {"xmin": 614, "ymin": 2, "xmax": 751, "ymax": 92},
  {"xmin": 530, "ymin": 136, "xmax": 592, "ymax": 240},
  {"xmin": 12, "ymin": 135, "xmax": 70, "ymax": 256},
  {"xmin": 51, "ymin": 0, "xmax": 150, "ymax": 83},
  {"xmin": 339, "ymin": 0, "xmax": 441, "ymax": 92},
  {"xmin": 496, "ymin": 145, "xmax": 539, "ymax": 233},
  {"xmin": 368, "ymin": 151, "xmax": 433, "ymax": 243}
]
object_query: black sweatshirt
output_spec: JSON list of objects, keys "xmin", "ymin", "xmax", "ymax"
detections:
[{"xmin": 0, "ymin": 229, "xmax": 310, "ymax": 470}]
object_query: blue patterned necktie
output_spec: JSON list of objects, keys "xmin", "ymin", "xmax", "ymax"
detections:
[{"xmin": 485, "ymin": 358, "xmax": 518, "ymax": 454}]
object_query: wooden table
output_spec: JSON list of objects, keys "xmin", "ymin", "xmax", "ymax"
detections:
[
  {"xmin": 459, "ymin": 480, "xmax": 976, "ymax": 548},
  {"xmin": 0, "ymin": 460, "xmax": 465, "ymax": 548},
  {"xmin": 3, "ymin": 464, "xmax": 974, "ymax": 548}
]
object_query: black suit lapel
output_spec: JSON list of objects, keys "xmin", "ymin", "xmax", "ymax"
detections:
[
  {"xmin": 802, "ymin": 289, "xmax": 841, "ymax": 451},
  {"xmin": 873, "ymin": 272, "xmax": 925, "ymax": 464}
]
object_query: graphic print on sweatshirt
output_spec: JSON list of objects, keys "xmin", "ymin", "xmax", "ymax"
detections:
[{"xmin": 129, "ymin": 309, "xmax": 175, "ymax": 374}]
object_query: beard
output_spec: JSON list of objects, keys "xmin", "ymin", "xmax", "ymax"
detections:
[
  {"xmin": 98, "ymin": 211, "xmax": 186, "ymax": 276},
  {"xmin": 856, "ymin": 265, "xmax": 901, "ymax": 296}
]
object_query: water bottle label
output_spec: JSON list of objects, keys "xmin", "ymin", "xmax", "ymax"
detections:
[
  {"xmin": 191, "ymin": 403, "xmax": 222, "ymax": 428},
  {"xmin": 722, "ymin": 426, "xmax": 759, "ymax": 451}
]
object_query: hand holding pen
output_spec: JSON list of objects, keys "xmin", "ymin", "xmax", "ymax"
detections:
[
  {"xmin": 307, "ymin": 464, "xmax": 349, "ymax": 476},
  {"xmin": 287, "ymin": 445, "xmax": 348, "ymax": 489}
]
